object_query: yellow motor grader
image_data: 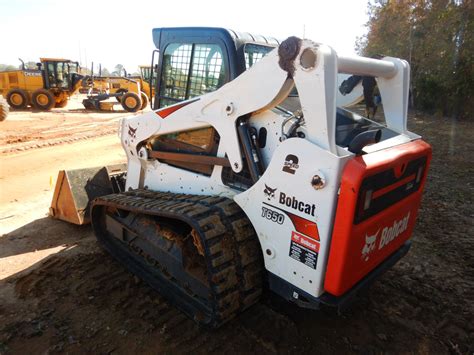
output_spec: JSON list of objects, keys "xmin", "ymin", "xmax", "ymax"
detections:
[
  {"xmin": 79, "ymin": 63, "xmax": 151, "ymax": 112},
  {"xmin": 79, "ymin": 62, "xmax": 156, "ymax": 112},
  {"xmin": 82, "ymin": 75, "xmax": 146, "ymax": 112},
  {"xmin": 0, "ymin": 58, "xmax": 83, "ymax": 110},
  {"xmin": 130, "ymin": 65, "xmax": 155, "ymax": 107},
  {"xmin": 109, "ymin": 65, "xmax": 154, "ymax": 107}
]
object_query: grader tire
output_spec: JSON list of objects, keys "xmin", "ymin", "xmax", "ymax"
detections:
[
  {"xmin": 121, "ymin": 92, "xmax": 142, "ymax": 112},
  {"xmin": 0, "ymin": 96, "xmax": 9, "ymax": 121},
  {"xmin": 115, "ymin": 88, "xmax": 127, "ymax": 102},
  {"xmin": 32, "ymin": 89, "xmax": 55, "ymax": 111},
  {"xmin": 140, "ymin": 91, "xmax": 149, "ymax": 110},
  {"xmin": 55, "ymin": 99, "xmax": 68, "ymax": 108},
  {"xmin": 6, "ymin": 89, "xmax": 28, "ymax": 109}
]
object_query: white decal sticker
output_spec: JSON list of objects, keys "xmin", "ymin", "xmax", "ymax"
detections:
[{"xmin": 361, "ymin": 212, "xmax": 411, "ymax": 262}]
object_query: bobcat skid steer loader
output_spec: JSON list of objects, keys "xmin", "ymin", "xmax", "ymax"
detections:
[{"xmin": 51, "ymin": 28, "xmax": 431, "ymax": 327}]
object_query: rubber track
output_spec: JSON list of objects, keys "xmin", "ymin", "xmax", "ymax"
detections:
[{"xmin": 91, "ymin": 189, "xmax": 263, "ymax": 327}]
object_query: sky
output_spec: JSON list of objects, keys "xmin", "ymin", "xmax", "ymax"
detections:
[{"xmin": 0, "ymin": 0, "xmax": 369, "ymax": 73}]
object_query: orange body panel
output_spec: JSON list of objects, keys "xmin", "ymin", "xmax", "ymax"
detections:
[{"xmin": 325, "ymin": 140, "xmax": 432, "ymax": 296}]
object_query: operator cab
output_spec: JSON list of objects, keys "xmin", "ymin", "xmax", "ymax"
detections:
[
  {"xmin": 39, "ymin": 58, "xmax": 81, "ymax": 91},
  {"xmin": 151, "ymin": 27, "xmax": 278, "ymax": 110}
]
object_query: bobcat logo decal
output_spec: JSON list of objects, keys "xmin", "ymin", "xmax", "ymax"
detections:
[
  {"xmin": 128, "ymin": 124, "xmax": 137, "ymax": 139},
  {"xmin": 263, "ymin": 184, "xmax": 277, "ymax": 201},
  {"xmin": 361, "ymin": 229, "xmax": 379, "ymax": 261}
]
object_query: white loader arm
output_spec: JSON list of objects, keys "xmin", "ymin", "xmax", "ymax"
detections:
[{"xmin": 122, "ymin": 37, "xmax": 409, "ymax": 179}]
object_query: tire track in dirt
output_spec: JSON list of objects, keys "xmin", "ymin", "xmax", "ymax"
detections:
[
  {"xmin": 1, "ymin": 127, "xmax": 119, "ymax": 154},
  {"xmin": 1, "ymin": 116, "xmax": 123, "ymax": 154}
]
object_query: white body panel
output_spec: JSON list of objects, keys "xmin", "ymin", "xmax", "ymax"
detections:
[{"xmin": 234, "ymin": 138, "xmax": 351, "ymax": 296}]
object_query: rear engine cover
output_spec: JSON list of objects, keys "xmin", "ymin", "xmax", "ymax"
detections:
[{"xmin": 324, "ymin": 140, "xmax": 431, "ymax": 296}]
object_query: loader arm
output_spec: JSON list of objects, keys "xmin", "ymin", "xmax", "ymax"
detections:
[{"xmin": 123, "ymin": 37, "xmax": 410, "ymax": 190}]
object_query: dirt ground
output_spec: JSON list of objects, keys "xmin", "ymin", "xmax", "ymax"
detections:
[
  {"xmin": 0, "ymin": 102, "xmax": 473, "ymax": 354},
  {"xmin": 0, "ymin": 94, "xmax": 129, "ymax": 155}
]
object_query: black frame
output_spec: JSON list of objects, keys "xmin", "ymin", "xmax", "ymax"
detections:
[{"xmin": 268, "ymin": 241, "xmax": 412, "ymax": 311}]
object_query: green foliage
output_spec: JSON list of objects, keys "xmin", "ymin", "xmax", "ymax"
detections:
[
  {"xmin": 112, "ymin": 64, "xmax": 124, "ymax": 77},
  {"xmin": 0, "ymin": 64, "xmax": 18, "ymax": 71},
  {"xmin": 80, "ymin": 67, "xmax": 92, "ymax": 75},
  {"xmin": 25, "ymin": 61, "xmax": 38, "ymax": 70},
  {"xmin": 100, "ymin": 67, "xmax": 111, "ymax": 76},
  {"xmin": 0, "ymin": 61, "xmax": 39, "ymax": 71},
  {"xmin": 357, "ymin": 0, "xmax": 473, "ymax": 119}
]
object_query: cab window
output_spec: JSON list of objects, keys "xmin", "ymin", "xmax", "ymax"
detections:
[
  {"xmin": 159, "ymin": 43, "xmax": 226, "ymax": 108},
  {"xmin": 69, "ymin": 63, "xmax": 78, "ymax": 74},
  {"xmin": 56, "ymin": 62, "xmax": 69, "ymax": 88},
  {"xmin": 244, "ymin": 43, "xmax": 274, "ymax": 69},
  {"xmin": 46, "ymin": 62, "xmax": 70, "ymax": 89}
]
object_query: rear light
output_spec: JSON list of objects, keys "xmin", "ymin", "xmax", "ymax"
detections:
[
  {"xmin": 363, "ymin": 189, "xmax": 373, "ymax": 210},
  {"xmin": 354, "ymin": 156, "xmax": 428, "ymax": 224},
  {"xmin": 416, "ymin": 166, "xmax": 424, "ymax": 183}
]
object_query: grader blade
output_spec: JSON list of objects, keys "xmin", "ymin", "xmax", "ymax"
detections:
[{"xmin": 50, "ymin": 164, "xmax": 126, "ymax": 225}]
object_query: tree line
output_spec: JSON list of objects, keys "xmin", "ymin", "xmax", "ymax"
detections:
[{"xmin": 356, "ymin": 0, "xmax": 472, "ymax": 119}]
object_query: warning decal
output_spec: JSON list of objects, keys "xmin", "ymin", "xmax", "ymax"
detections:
[{"xmin": 289, "ymin": 231, "xmax": 319, "ymax": 269}]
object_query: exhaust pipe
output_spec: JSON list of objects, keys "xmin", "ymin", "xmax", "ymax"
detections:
[{"xmin": 348, "ymin": 129, "xmax": 382, "ymax": 154}]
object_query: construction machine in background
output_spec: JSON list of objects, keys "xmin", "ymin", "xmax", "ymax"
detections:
[
  {"xmin": 81, "ymin": 64, "xmax": 149, "ymax": 112},
  {"xmin": 50, "ymin": 27, "xmax": 431, "ymax": 327},
  {"xmin": 0, "ymin": 58, "xmax": 83, "ymax": 110},
  {"xmin": 82, "ymin": 76, "xmax": 146, "ymax": 112},
  {"xmin": 107, "ymin": 65, "xmax": 155, "ymax": 110},
  {"xmin": 78, "ymin": 62, "xmax": 155, "ymax": 112},
  {"xmin": 131, "ymin": 65, "xmax": 155, "ymax": 105},
  {"xmin": 108, "ymin": 65, "xmax": 154, "ymax": 106}
]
